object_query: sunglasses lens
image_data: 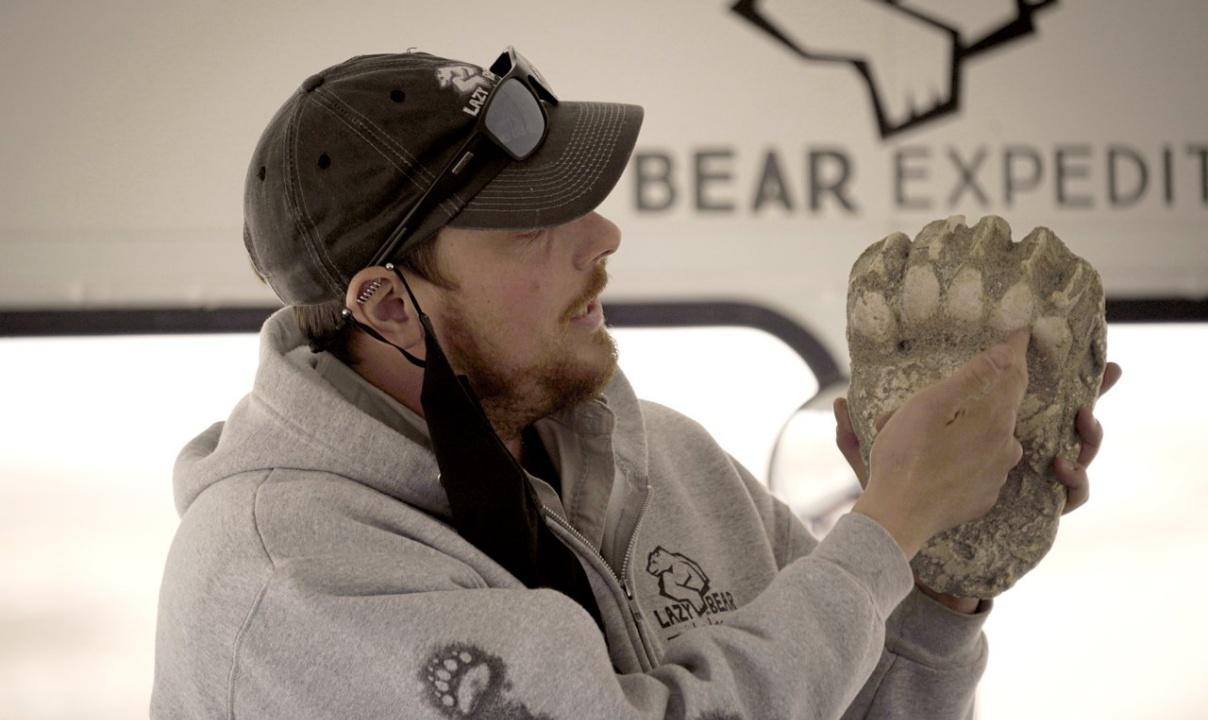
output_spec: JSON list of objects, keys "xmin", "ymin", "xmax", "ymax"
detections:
[{"xmin": 484, "ymin": 78, "xmax": 545, "ymax": 159}]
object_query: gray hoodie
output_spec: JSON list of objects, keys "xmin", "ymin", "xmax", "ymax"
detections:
[{"xmin": 151, "ymin": 308, "xmax": 989, "ymax": 719}]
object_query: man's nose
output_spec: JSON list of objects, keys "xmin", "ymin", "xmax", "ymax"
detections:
[{"xmin": 573, "ymin": 211, "xmax": 622, "ymax": 270}]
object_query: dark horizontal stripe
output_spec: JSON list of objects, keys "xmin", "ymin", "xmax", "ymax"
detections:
[
  {"xmin": 0, "ymin": 307, "xmax": 277, "ymax": 337},
  {"xmin": 1, "ymin": 298, "xmax": 1204, "ymax": 388},
  {"xmin": 1100, "ymin": 298, "xmax": 1208, "ymax": 323},
  {"xmin": 0, "ymin": 301, "xmax": 843, "ymax": 387}
]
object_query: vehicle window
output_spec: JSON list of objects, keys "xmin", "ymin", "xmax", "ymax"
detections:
[{"xmin": 0, "ymin": 322, "xmax": 1202, "ymax": 719}]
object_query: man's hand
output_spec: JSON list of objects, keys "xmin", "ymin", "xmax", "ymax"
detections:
[
  {"xmin": 849, "ymin": 329, "xmax": 1032, "ymax": 560},
  {"xmin": 835, "ymin": 343, "xmax": 1123, "ymax": 611},
  {"xmin": 837, "ymin": 361, "xmax": 1123, "ymax": 514},
  {"xmin": 1052, "ymin": 361, "xmax": 1122, "ymax": 514}
]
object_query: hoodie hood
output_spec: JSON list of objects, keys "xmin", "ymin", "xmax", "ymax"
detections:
[{"xmin": 172, "ymin": 307, "xmax": 649, "ymax": 519}]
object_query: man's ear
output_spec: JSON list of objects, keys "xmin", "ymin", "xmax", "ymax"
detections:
[{"xmin": 343, "ymin": 267, "xmax": 424, "ymax": 350}]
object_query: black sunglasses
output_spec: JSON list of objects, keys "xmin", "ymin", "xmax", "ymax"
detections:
[{"xmin": 366, "ymin": 47, "xmax": 558, "ymax": 268}]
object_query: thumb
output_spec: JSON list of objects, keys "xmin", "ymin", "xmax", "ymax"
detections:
[
  {"xmin": 949, "ymin": 328, "xmax": 1030, "ymax": 399},
  {"xmin": 833, "ymin": 398, "xmax": 869, "ymax": 483}
]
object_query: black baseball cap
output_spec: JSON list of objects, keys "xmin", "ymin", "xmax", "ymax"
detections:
[{"xmin": 243, "ymin": 49, "xmax": 644, "ymax": 307}]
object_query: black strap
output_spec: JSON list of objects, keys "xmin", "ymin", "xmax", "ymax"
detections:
[
  {"xmin": 335, "ymin": 267, "xmax": 605, "ymax": 629},
  {"xmin": 419, "ymin": 317, "xmax": 604, "ymax": 630}
]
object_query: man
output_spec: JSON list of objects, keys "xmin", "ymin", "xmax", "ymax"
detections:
[{"xmin": 151, "ymin": 47, "xmax": 1120, "ymax": 719}]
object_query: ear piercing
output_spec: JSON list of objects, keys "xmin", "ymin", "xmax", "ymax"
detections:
[{"xmin": 355, "ymin": 278, "xmax": 386, "ymax": 305}]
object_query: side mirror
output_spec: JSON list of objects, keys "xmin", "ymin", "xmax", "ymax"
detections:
[{"xmin": 767, "ymin": 380, "xmax": 862, "ymax": 538}]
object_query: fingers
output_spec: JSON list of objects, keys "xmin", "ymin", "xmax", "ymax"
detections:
[
  {"xmin": 995, "ymin": 328, "xmax": 1031, "ymax": 406},
  {"xmin": 1056, "ymin": 403, "xmax": 1104, "ymax": 516},
  {"xmin": 833, "ymin": 398, "xmax": 870, "ymax": 484},
  {"xmin": 1009, "ymin": 437, "xmax": 1024, "ymax": 469},
  {"xmin": 999, "ymin": 327, "xmax": 1032, "ymax": 363},
  {"xmin": 1099, "ymin": 362, "xmax": 1123, "ymax": 399},
  {"xmin": 993, "ymin": 434, "xmax": 1024, "ymax": 486},
  {"xmin": 954, "ymin": 328, "xmax": 1031, "ymax": 405},
  {"xmin": 834, "ymin": 397, "xmax": 853, "ymax": 433},
  {"xmin": 1054, "ymin": 456, "xmax": 1089, "ymax": 514},
  {"xmin": 1075, "ymin": 406, "xmax": 1104, "ymax": 468}
]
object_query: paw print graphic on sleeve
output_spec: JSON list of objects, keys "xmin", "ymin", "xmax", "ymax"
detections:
[
  {"xmin": 421, "ymin": 642, "xmax": 552, "ymax": 720},
  {"xmin": 426, "ymin": 647, "xmax": 491, "ymax": 715}
]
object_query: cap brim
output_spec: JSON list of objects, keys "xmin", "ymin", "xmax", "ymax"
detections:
[{"xmin": 447, "ymin": 101, "xmax": 643, "ymax": 230}]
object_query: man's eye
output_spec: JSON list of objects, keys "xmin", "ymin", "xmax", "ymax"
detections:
[{"xmin": 516, "ymin": 228, "xmax": 543, "ymax": 242}]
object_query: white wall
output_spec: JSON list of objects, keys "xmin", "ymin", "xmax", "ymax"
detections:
[{"xmin": 2, "ymin": 0, "xmax": 1206, "ymax": 370}]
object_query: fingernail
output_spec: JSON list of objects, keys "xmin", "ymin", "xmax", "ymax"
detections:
[{"xmin": 987, "ymin": 343, "xmax": 1012, "ymax": 371}]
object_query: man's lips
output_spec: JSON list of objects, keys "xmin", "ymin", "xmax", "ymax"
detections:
[
  {"xmin": 566, "ymin": 266, "xmax": 610, "ymax": 321},
  {"xmin": 570, "ymin": 297, "xmax": 599, "ymax": 319},
  {"xmin": 570, "ymin": 297, "xmax": 604, "ymax": 327}
]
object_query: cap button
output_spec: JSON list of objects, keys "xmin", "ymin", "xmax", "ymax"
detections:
[{"xmin": 302, "ymin": 74, "xmax": 325, "ymax": 92}]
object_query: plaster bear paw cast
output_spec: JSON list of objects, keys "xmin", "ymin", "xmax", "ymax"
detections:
[{"xmin": 845, "ymin": 215, "xmax": 1107, "ymax": 598}]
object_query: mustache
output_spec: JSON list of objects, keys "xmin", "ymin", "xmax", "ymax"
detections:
[{"xmin": 565, "ymin": 263, "xmax": 610, "ymax": 319}]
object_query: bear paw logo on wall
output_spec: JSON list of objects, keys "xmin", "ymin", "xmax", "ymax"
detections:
[{"xmin": 731, "ymin": 0, "xmax": 1058, "ymax": 139}]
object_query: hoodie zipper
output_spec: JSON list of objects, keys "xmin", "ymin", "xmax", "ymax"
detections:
[{"xmin": 541, "ymin": 489, "xmax": 656, "ymax": 669}]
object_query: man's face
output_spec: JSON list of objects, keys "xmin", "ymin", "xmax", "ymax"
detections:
[{"xmin": 425, "ymin": 211, "xmax": 622, "ymax": 439}]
